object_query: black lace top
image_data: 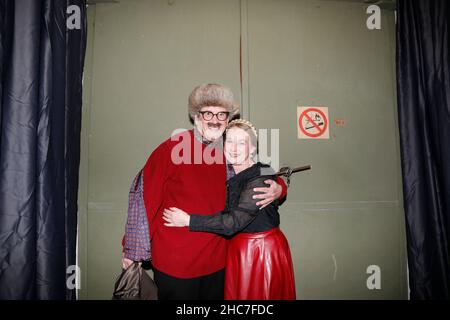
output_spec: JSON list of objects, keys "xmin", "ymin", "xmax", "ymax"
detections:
[{"xmin": 189, "ymin": 162, "xmax": 280, "ymax": 236}]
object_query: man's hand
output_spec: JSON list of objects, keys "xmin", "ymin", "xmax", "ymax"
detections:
[
  {"xmin": 122, "ymin": 253, "xmax": 133, "ymax": 270},
  {"xmin": 253, "ymin": 179, "xmax": 282, "ymax": 209},
  {"xmin": 122, "ymin": 253, "xmax": 140, "ymax": 270}
]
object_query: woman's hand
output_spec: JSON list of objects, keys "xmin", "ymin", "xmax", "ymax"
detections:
[{"xmin": 163, "ymin": 207, "xmax": 190, "ymax": 227}]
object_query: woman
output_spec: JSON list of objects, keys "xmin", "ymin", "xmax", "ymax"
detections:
[{"xmin": 163, "ymin": 119, "xmax": 296, "ymax": 300}]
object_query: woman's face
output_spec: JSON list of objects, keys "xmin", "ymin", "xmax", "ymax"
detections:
[{"xmin": 224, "ymin": 127, "xmax": 256, "ymax": 165}]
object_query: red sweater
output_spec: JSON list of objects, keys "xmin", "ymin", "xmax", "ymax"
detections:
[{"xmin": 138, "ymin": 130, "xmax": 287, "ymax": 278}]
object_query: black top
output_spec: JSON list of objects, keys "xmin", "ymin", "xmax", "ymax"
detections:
[{"xmin": 189, "ymin": 162, "xmax": 280, "ymax": 236}]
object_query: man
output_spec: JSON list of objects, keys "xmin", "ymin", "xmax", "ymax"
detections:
[{"xmin": 122, "ymin": 84, "xmax": 287, "ymax": 299}]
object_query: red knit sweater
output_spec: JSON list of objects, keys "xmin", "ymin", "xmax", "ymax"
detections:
[{"xmin": 136, "ymin": 129, "xmax": 287, "ymax": 278}]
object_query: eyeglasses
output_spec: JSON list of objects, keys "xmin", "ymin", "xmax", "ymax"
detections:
[{"xmin": 198, "ymin": 111, "xmax": 230, "ymax": 121}]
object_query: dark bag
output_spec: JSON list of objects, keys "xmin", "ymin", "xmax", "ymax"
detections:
[{"xmin": 112, "ymin": 262, "xmax": 158, "ymax": 300}]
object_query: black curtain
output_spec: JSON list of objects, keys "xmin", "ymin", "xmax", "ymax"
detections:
[
  {"xmin": 0, "ymin": 0, "xmax": 87, "ymax": 299},
  {"xmin": 397, "ymin": 0, "xmax": 450, "ymax": 299}
]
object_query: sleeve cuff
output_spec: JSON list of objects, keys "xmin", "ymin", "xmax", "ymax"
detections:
[
  {"xmin": 276, "ymin": 176, "xmax": 288, "ymax": 200},
  {"xmin": 189, "ymin": 214, "xmax": 204, "ymax": 232}
]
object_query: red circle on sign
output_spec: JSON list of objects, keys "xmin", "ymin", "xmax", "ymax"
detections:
[{"xmin": 298, "ymin": 108, "xmax": 328, "ymax": 138}]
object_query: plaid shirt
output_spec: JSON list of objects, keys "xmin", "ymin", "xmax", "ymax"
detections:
[{"xmin": 123, "ymin": 170, "xmax": 151, "ymax": 261}]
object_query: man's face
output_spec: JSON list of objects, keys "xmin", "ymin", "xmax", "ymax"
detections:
[{"xmin": 194, "ymin": 106, "xmax": 229, "ymax": 142}]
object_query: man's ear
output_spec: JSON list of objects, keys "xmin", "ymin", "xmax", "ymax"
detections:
[{"xmin": 193, "ymin": 114, "xmax": 201, "ymax": 127}]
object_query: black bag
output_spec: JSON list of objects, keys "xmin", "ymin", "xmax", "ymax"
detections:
[{"xmin": 112, "ymin": 262, "xmax": 158, "ymax": 300}]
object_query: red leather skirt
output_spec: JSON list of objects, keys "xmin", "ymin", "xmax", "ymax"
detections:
[{"xmin": 224, "ymin": 227, "xmax": 296, "ymax": 300}]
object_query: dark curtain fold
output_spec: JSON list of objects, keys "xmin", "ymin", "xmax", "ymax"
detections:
[
  {"xmin": 397, "ymin": 0, "xmax": 450, "ymax": 299},
  {"xmin": 0, "ymin": 0, "xmax": 87, "ymax": 299}
]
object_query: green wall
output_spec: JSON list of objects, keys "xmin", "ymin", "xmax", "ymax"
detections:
[{"xmin": 79, "ymin": 0, "xmax": 407, "ymax": 299}]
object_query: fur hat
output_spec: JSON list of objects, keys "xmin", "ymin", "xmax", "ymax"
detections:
[{"xmin": 188, "ymin": 84, "xmax": 240, "ymax": 121}]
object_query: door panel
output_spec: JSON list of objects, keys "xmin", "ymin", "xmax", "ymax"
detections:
[
  {"xmin": 245, "ymin": 0, "xmax": 406, "ymax": 299},
  {"xmin": 80, "ymin": 0, "xmax": 241, "ymax": 299}
]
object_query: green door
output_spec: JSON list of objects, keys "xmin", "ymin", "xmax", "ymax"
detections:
[{"xmin": 79, "ymin": 0, "xmax": 406, "ymax": 299}]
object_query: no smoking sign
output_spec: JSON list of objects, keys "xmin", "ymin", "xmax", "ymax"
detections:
[{"xmin": 297, "ymin": 106, "xmax": 329, "ymax": 139}]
